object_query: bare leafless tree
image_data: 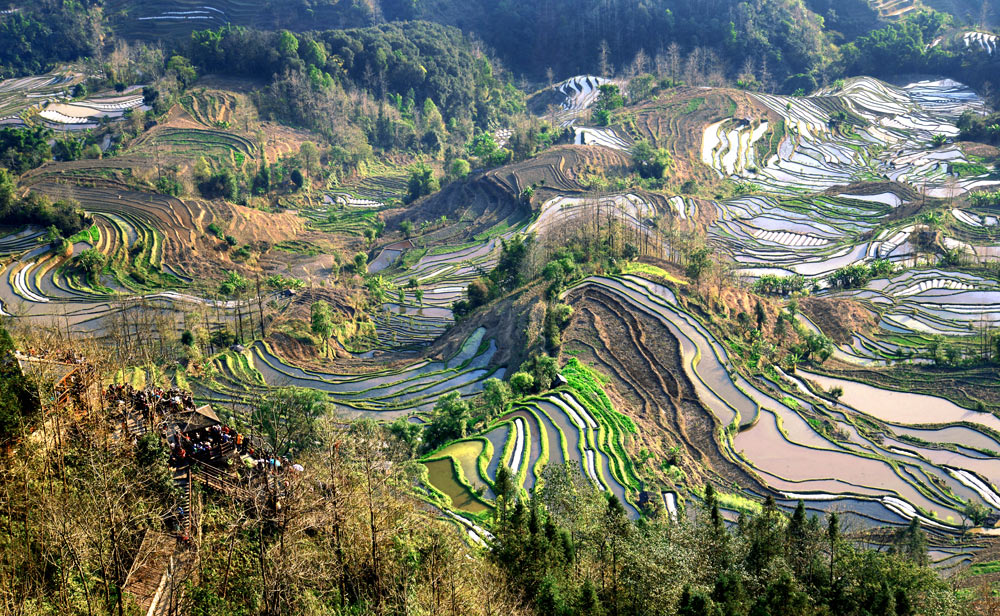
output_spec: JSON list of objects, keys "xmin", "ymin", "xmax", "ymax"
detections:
[{"xmin": 598, "ymin": 40, "xmax": 612, "ymax": 78}]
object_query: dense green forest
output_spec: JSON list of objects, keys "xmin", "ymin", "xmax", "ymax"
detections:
[
  {"xmin": 2, "ymin": 0, "xmax": 999, "ymax": 95},
  {"xmin": 184, "ymin": 22, "xmax": 524, "ymax": 130},
  {"xmin": 0, "ymin": 168, "xmax": 89, "ymax": 236},
  {"xmin": 0, "ymin": 1, "xmax": 101, "ymax": 78},
  {"xmin": 390, "ymin": 0, "xmax": 831, "ymax": 85},
  {"xmin": 959, "ymin": 109, "xmax": 1000, "ymax": 144},
  {"xmin": 803, "ymin": 0, "xmax": 881, "ymax": 40}
]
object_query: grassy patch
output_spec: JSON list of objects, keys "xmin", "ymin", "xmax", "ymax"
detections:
[
  {"xmin": 562, "ymin": 358, "xmax": 636, "ymax": 433},
  {"xmin": 756, "ymin": 118, "xmax": 785, "ymax": 162},
  {"xmin": 622, "ymin": 262, "xmax": 687, "ymax": 285},
  {"xmin": 684, "ymin": 97, "xmax": 705, "ymax": 114},
  {"xmin": 67, "ymin": 224, "xmax": 99, "ymax": 245},
  {"xmin": 273, "ymin": 240, "xmax": 323, "ymax": 256},
  {"xmin": 428, "ymin": 242, "xmax": 478, "ymax": 256},
  {"xmin": 114, "ymin": 366, "xmax": 146, "ymax": 388},
  {"xmin": 174, "ymin": 367, "xmax": 190, "ymax": 391},
  {"xmin": 398, "ymin": 248, "xmax": 428, "ymax": 270},
  {"xmin": 304, "ymin": 208, "xmax": 379, "ymax": 236},
  {"xmin": 474, "ymin": 219, "xmax": 520, "ymax": 241},
  {"xmin": 970, "ymin": 561, "xmax": 1000, "ymax": 575},
  {"xmin": 951, "ymin": 162, "xmax": 991, "ymax": 178},
  {"xmin": 716, "ymin": 490, "xmax": 763, "ymax": 514}
]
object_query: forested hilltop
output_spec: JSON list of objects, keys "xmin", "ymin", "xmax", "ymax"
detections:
[{"xmin": 3, "ymin": 0, "xmax": 998, "ymax": 92}]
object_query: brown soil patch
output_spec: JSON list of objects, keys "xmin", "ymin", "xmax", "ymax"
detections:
[
  {"xmin": 800, "ymin": 296, "xmax": 877, "ymax": 345},
  {"xmin": 958, "ymin": 141, "xmax": 1000, "ymax": 160},
  {"xmin": 426, "ymin": 283, "xmax": 546, "ymax": 371},
  {"xmin": 822, "ymin": 180, "xmax": 919, "ymax": 201},
  {"xmin": 217, "ymin": 200, "xmax": 304, "ymax": 246},
  {"xmin": 621, "ymin": 87, "xmax": 776, "ymax": 193},
  {"xmin": 259, "ymin": 122, "xmax": 316, "ymax": 162},
  {"xmin": 161, "ymin": 103, "xmax": 207, "ymax": 130},
  {"xmin": 562, "ymin": 283, "xmax": 768, "ymax": 492}
]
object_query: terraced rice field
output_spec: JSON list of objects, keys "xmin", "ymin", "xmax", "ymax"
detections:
[
  {"xmin": 5, "ymin": 61, "xmax": 995, "ymax": 551},
  {"xmin": 130, "ymin": 127, "xmax": 258, "ymax": 173},
  {"xmin": 952, "ymin": 208, "xmax": 999, "ymax": 228},
  {"xmin": 39, "ymin": 94, "xmax": 147, "ymax": 130},
  {"xmin": 559, "ymin": 272, "xmax": 1000, "ymax": 544},
  {"xmin": 336, "ymin": 172, "xmax": 409, "ymax": 205},
  {"xmin": 106, "ymin": 0, "xmax": 357, "ymax": 39},
  {"xmin": 423, "ymin": 458, "xmax": 491, "ymax": 514},
  {"xmin": 106, "ymin": 0, "xmax": 234, "ymax": 38},
  {"xmin": 0, "ymin": 183, "xmax": 278, "ymax": 344},
  {"xmin": 307, "ymin": 173, "xmax": 409, "ymax": 236},
  {"xmin": 870, "ymin": 0, "xmax": 917, "ymax": 18},
  {"xmin": 192, "ymin": 326, "xmax": 504, "ymax": 420},
  {"xmin": 0, "ymin": 66, "xmax": 89, "ymax": 127},
  {"xmin": 548, "ymin": 75, "xmax": 622, "ymax": 127},
  {"xmin": 422, "ymin": 357, "xmax": 642, "ymax": 517},
  {"xmin": 0, "ymin": 62, "xmax": 146, "ymax": 131},
  {"xmin": 377, "ymin": 236, "xmax": 506, "ymax": 347},
  {"xmin": 701, "ymin": 118, "xmax": 770, "ymax": 176},
  {"xmin": 372, "ymin": 189, "xmax": 669, "ymax": 350},
  {"xmin": 575, "ymin": 126, "xmax": 631, "ymax": 150},
  {"xmin": 676, "ymin": 75, "xmax": 1000, "ymax": 463},
  {"xmin": 712, "ymin": 192, "xmax": 913, "ymax": 278},
  {"xmin": 179, "ymin": 90, "xmax": 240, "ymax": 127},
  {"xmin": 963, "ymin": 31, "xmax": 998, "ymax": 55},
  {"xmin": 300, "ymin": 206, "xmax": 378, "ymax": 239},
  {"xmin": 823, "ymin": 269, "xmax": 1000, "ymax": 363},
  {"xmin": 527, "ymin": 192, "xmax": 666, "ymax": 240},
  {"xmin": 698, "ymin": 77, "xmax": 1000, "ymax": 356},
  {"xmin": 706, "ymin": 77, "xmax": 997, "ymax": 197},
  {"xmin": 324, "ymin": 193, "xmax": 385, "ymax": 209},
  {"xmin": 685, "ymin": 76, "xmax": 1000, "ymax": 538}
]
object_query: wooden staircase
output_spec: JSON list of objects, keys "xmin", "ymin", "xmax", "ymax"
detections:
[
  {"xmin": 124, "ymin": 411, "xmax": 149, "ymax": 438},
  {"xmin": 124, "ymin": 470, "xmax": 196, "ymax": 615},
  {"xmin": 122, "ymin": 531, "xmax": 193, "ymax": 616},
  {"xmin": 122, "ymin": 531, "xmax": 174, "ymax": 614}
]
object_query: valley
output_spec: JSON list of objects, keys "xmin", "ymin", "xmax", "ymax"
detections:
[{"xmin": 2, "ymin": 1, "xmax": 1000, "ymax": 614}]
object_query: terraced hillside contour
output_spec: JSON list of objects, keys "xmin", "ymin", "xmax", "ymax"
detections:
[
  {"xmin": 421, "ymin": 356, "xmax": 643, "ymax": 519},
  {"xmin": 558, "ymin": 274, "xmax": 998, "ymax": 563},
  {"xmin": 705, "ymin": 77, "xmax": 994, "ymax": 196},
  {"xmin": 687, "ymin": 77, "xmax": 1000, "ymax": 367},
  {"xmin": 104, "ymin": 0, "xmax": 366, "ymax": 39},
  {"xmin": 0, "ymin": 64, "xmax": 154, "ymax": 132},
  {"xmin": 192, "ymin": 326, "xmax": 504, "ymax": 421}
]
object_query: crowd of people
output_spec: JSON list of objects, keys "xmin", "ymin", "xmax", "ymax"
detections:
[
  {"xmin": 170, "ymin": 423, "xmax": 243, "ymax": 466},
  {"xmin": 105, "ymin": 383, "xmax": 195, "ymax": 424},
  {"xmin": 62, "ymin": 364, "xmax": 96, "ymax": 406},
  {"xmin": 105, "ymin": 383, "xmax": 304, "ymax": 490},
  {"xmin": 170, "ymin": 423, "xmax": 302, "ymax": 477}
]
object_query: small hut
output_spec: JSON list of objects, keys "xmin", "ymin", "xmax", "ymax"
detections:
[{"xmin": 178, "ymin": 405, "xmax": 222, "ymax": 435}]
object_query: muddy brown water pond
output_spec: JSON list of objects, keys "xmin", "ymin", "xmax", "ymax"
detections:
[{"xmin": 423, "ymin": 458, "xmax": 490, "ymax": 514}]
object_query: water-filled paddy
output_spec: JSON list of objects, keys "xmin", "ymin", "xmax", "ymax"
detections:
[
  {"xmin": 799, "ymin": 370, "xmax": 1000, "ymax": 433},
  {"xmin": 423, "ymin": 458, "xmax": 490, "ymax": 514}
]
